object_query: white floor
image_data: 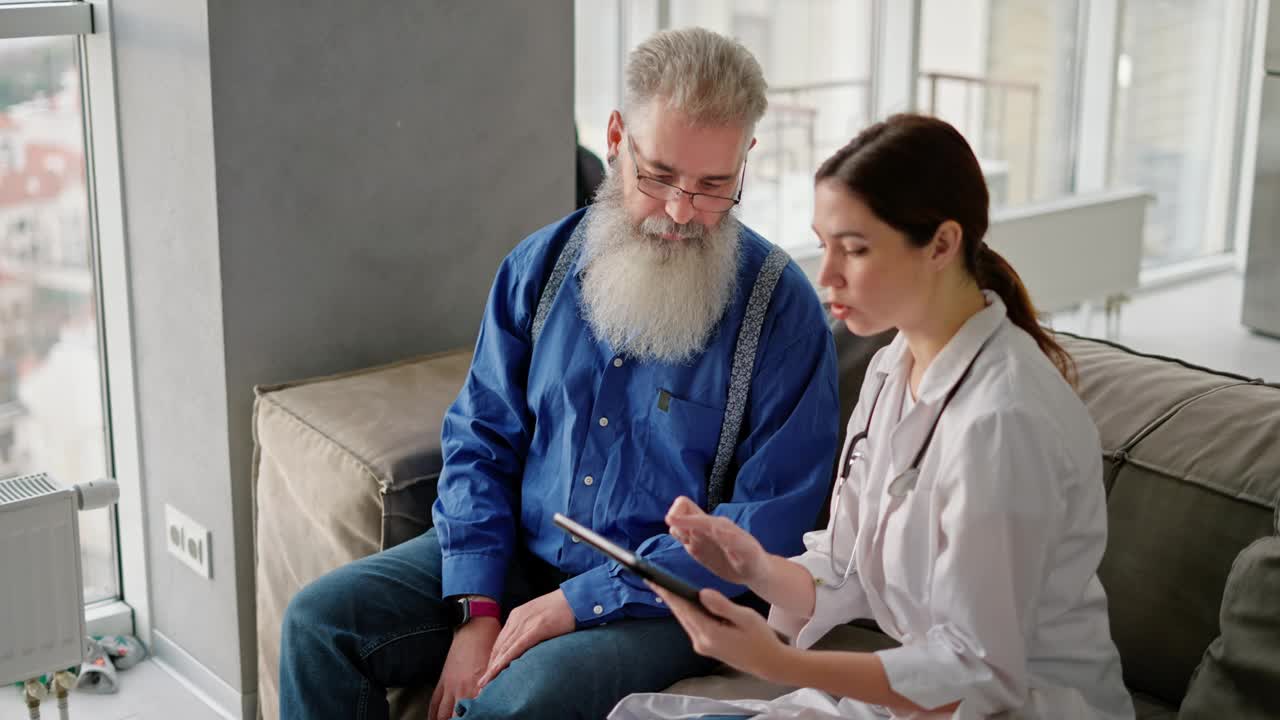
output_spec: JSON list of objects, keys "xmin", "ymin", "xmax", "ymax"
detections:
[
  {"xmin": 1050, "ymin": 270, "xmax": 1279, "ymax": 382},
  {"xmin": 3, "ymin": 271, "xmax": 1276, "ymax": 720},
  {"xmin": 1, "ymin": 659, "xmax": 227, "ymax": 720}
]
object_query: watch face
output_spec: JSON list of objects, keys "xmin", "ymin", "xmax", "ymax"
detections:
[{"xmin": 451, "ymin": 598, "xmax": 470, "ymax": 627}]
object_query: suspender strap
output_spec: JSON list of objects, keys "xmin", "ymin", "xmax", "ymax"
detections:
[
  {"xmin": 531, "ymin": 219, "xmax": 587, "ymax": 346},
  {"xmin": 706, "ymin": 245, "xmax": 790, "ymax": 510}
]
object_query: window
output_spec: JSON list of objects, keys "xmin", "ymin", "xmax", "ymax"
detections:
[
  {"xmin": 575, "ymin": 1, "xmax": 662, "ymax": 167},
  {"xmin": 574, "ymin": 0, "xmax": 874, "ymax": 250},
  {"xmin": 0, "ymin": 33, "xmax": 116, "ymax": 602},
  {"xmin": 918, "ymin": 0, "xmax": 1084, "ymax": 208},
  {"xmin": 1109, "ymin": 0, "xmax": 1252, "ymax": 267}
]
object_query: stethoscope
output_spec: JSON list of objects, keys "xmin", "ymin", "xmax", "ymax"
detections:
[{"xmin": 822, "ymin": 339, "xmax": 992, "ymax": 589}]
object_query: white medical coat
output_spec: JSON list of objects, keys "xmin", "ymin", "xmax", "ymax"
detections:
[{"xmin": 610, "ymin": 293, "xmax": 1134, "ymax": 720}]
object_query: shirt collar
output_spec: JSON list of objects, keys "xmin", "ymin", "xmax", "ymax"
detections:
[{"xmin": 873, "ymin": 290, "xmax": 1007, "ymax": 405}]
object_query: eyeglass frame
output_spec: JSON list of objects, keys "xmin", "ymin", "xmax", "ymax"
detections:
[{"xmin": 625, "ymin": 133, "xmax": 748, "ymax": 214}]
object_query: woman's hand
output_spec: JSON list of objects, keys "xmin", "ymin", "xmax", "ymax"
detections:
[
  {"xmin": 666, "ymin": 496, "xmax": 769, "ymax": 586},
  {"xmin": 649, "ymin": 581, "xmax": 789, "ymax": 681}
]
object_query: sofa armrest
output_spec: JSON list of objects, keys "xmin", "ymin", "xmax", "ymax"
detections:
[{"xmin": 252, "ymin": 349, "xmax": 471, "ymax": 720}]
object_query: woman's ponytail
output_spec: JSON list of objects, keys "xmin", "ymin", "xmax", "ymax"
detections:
[{"xmin": 974, "ymin": 243, "xmax": 1077, "ymax": 385}]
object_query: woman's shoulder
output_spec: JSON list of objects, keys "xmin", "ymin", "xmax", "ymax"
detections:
[{"xmin": 961, "ymin": 321, "xmax": 1100, "ymax": 455}]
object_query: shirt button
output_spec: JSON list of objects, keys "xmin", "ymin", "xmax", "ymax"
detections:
[
  {"xmin": 593, "ymin": 604, "xmax": 604, "ymax": 615},
  {"xmin": 598, "ymin": 417, "xmax": 609, "ymax": 427},
  {"xmin": 583, "ymin": 475, "xmax": 594, "ymax": 486},
  {"xmin": 571, "ymin": 535, "xmax": 581, "ymax": 543},
  {"xmin": 654, "ymin": 595, "xmax": 663, "ymax": 604},
  {"xmin": 613, "ymin": 357, "xmax": 623, "ymax": 367}
]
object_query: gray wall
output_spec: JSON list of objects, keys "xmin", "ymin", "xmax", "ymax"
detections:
[{"xmin": 111, "ymin": 0, "xmax": 572, "ymax": 710}]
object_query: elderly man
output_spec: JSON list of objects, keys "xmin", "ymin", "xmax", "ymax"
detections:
[{"xmin": 278, "ymin": 27, "xmax": 838, "ymax": 720}]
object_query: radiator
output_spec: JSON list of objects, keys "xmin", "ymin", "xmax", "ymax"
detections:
[{"xmin": 0, "ymin": 473, "xmax": 117, "ymax": 688}]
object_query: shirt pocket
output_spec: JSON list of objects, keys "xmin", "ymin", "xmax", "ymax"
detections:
[{"xmin": 638, "ymin": 389, "xmax": 726, "ymax": 507}]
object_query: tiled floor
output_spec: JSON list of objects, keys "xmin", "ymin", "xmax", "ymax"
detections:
[
  {"xmin": 1, "ymin": 660, "xmax": 226, "ymax": 720},
  {"xmin": 2, "ymin": 271, "xmax": 1276, "ymax": 720}
]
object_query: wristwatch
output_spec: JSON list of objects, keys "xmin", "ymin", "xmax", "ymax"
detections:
[{"xmin": 451, "ymin": 597, "xmax": 501, "ymax": 627}]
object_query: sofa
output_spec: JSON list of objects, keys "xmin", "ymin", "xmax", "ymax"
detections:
[{"xmin": 253, "ymin": 325, "xmax": 1280, "ymax": 719}]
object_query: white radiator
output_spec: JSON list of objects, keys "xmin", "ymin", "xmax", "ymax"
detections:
[{"xmin": 0, "ymin": 473, "xmax": 117, "ymax": 689}]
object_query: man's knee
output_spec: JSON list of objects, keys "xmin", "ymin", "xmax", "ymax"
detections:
[{"xmin": 281, "ymin": 572, "xmax": 350, "ymax": 649}]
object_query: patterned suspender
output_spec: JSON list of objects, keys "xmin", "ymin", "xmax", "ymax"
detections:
[
  {"xmin": 706, "ymin": 245, "xmax": 788, "ymax": 509},
  {"xmin": 531, "ymin": 220, "xmax": 587, "ymax": 346},
  {"xmin": 530, "ymin": 218, "xmax": 790, "ymax": 511}
]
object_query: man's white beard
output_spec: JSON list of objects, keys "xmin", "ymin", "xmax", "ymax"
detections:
[{"xmin": 578, "ymin": 169, "xmax": 741, "ymax": 365}]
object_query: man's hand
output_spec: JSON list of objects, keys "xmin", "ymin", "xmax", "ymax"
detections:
[
  {"xmin": 478, "ymin": 589, "xmax": 575, "ymax": 688},
  {"xmin": 430, "ymin": 613, "xmax": 499, "ymax": 720}
]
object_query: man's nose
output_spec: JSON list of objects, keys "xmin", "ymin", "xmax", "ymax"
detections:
[{"xmin": 665, "ymin": 192, "xmax": 697, "ymax": 226}]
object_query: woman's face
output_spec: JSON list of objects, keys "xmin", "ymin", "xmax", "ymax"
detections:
[{"xmin": 813, "ymin": 179, "xmax": 932, "ymax": 336}]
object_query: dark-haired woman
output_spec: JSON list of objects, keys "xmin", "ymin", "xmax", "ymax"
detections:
[{"xmin": 609, "ymin": 115, "xmax": 1134, "ymax": 720}]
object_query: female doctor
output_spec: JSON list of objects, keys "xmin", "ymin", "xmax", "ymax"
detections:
[{"xmin": 609, "ymin": 115, "xmax": 1134, "ymax": 720}]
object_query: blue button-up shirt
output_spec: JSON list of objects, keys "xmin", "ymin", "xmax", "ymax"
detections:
[{"xmin": 433, "ymin": 209, "xmax": 839, "ymax": 625}]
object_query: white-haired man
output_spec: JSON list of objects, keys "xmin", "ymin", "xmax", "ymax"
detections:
[{"xmin": 279, "ymin": 28, "xmax": 838, "ymax": 720}]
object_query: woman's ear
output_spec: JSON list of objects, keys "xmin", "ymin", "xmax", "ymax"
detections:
[{"xmin": 928, "ymin": 220, "xmax": 964, "ymax": 268}]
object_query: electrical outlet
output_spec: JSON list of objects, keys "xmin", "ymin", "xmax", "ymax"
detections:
[{"xmin": 165, "ymin": 503, "xmax": 211, "ymax": 579}]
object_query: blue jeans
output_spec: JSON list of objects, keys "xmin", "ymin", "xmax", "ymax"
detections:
[{"xmin": 279, "ymin": 528, "xmax": 718, "ymax": 719}]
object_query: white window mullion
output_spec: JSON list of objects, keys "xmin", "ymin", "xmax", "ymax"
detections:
[
  {"xmin": 79, "ymin": 0, "xmax": 151, "ymax": 642},
  {"xmin": 1208, "ymin": 0, "xmax": 1261, "ymax": 261},
  {"xmin": 870, "ymin": 0, "xmax": 921, "ymax": 120},
  {"xmin": 1234, "ymin": 0, "xmax": 1271, "ymax": 270},
  {"xmin": 1074, "ymin": 0, "xmax": 1121, "ymax": 193}
]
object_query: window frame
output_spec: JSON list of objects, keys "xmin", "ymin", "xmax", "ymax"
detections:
[{"xmin": 1, "ymin": 0, "xmax": 150, "ymax": 641}]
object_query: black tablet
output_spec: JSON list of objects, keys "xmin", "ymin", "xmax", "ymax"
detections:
[{"xmin": 552, "ymin": 512, "xmax": 705, "ymax": 607}]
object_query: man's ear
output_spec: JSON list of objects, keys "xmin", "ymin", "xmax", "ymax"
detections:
[
  {"xmin": 928, "ymin": 220, "xmax": 964, "ymax": 268},
  {"xmin": 606, "ymin": 111, "xmax": 625, "ymax": 163}
]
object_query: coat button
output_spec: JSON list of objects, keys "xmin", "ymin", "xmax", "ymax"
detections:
[
  {"xmin": 593, "ymin": 604, "xmax": 604, "ymax": 615},
  {"xmin": 598, "ymin": 417, "xmax": 609, "ymax": 427}
]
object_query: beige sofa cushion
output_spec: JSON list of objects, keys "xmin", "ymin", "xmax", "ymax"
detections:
[
  {"xmin": 252, "ymin": 350, "xmax": 470, "ymax": 720},
  {"xmin": 1059, "ymin": 335, "xmax": 1280, "ymax": 709},
  {"xmin": 1094, "ymin": 381, "xmax": 1280, "ymax": 706}
]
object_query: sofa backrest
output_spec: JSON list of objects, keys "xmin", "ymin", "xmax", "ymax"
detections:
[{"xmin": 1059, "ymin": 334, "xmax": 1280, "ymax": 707}]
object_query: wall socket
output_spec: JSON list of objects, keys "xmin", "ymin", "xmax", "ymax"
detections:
[{"xmin": 165, "ymin": 503, "xmax": 211, "ymax": 579}]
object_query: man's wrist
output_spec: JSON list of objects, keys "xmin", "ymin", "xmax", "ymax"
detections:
[
  {"xmin": 451, "ymin": 596, "xmax": 502, "ymax": 627},
  {"xmin": 455, "ymin": 615, "xmax": 500, "ymax": 632}
]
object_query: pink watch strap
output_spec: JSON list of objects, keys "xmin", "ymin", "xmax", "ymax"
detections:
[{"xmin": 469, "ymin": 599, "xmax": 501, "ymax": 620}]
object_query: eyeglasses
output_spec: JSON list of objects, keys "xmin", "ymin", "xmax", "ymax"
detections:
[{"xmin": 626, "ymin": 134, "xmax": 747, "ymax": 214}]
